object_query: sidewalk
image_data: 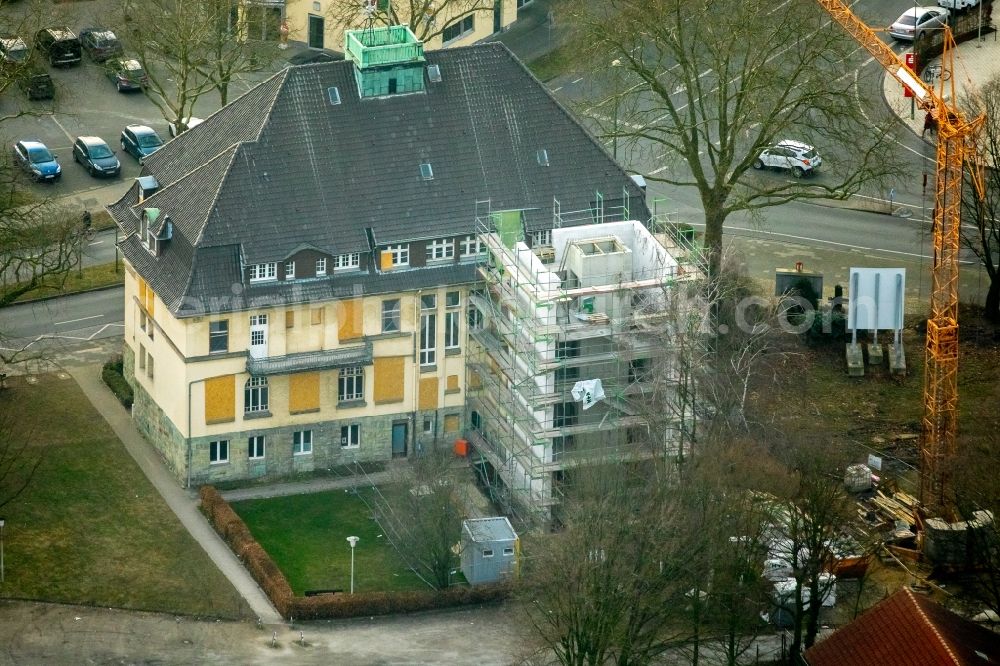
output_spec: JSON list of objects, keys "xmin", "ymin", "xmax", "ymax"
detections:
[
  {"xmin": 67, "ymin": 364, "xmax": 284, "ymax": 626},
  {"xmin": 882, "ymin": 6, "xmax": 1000, "ymax": 139}
]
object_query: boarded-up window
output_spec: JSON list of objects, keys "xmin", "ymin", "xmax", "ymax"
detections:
[
  {"xmin": 286, "ymin": 310, "xmax": 294, "ymax": 328},
  {"xmin": 446, "ymin": 374, "xmax": 460, "ymax": 392},
  {"xmin": 338, "ymin": 299, "xmax": 363, "ymax": 340},
  {"xmin": 444, "ymin": 414, "xmax": 459, "ymax": 433},
  {"xmin": 204, "ymin": 375, "xmax": 235, "ymax": 424},
  {"xmin": 138, "ymin": 277, "xmax": 154, "ymax": 316},
  {"xmin": 311, "ymin": 307, "xmax": 324, "ymax": 325},
  {"xmin": 419, "ymin": 377, "xmax": 439, "ymax": 410},
  {"xmin": 468, "ymin": 370, "xmax": 482, "ymax": 389},
  {"xmin": 374, "ymin": 357, "xmax": 405, "ymax": 403},
  {"xmin": 289, "ymin": 372, "xmax": 320, "ymax": 413}
]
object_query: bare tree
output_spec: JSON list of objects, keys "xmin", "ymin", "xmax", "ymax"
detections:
[
  {"xmin": 559, "ymin": 0, "xmax": 903, "ymax": 276},
  {"xmin": 0, "ymin": 164, "xmax": 88, "ymax": 308},
  {"xmin": 0, "ymin": 392, "xmax": 42, "ymax": 513},
  {"xmin": 116, "ymin": 0, "xmax": 279, "ymax": 129},
  {"xmin": 961, "ymin": 75, "xmax": 1000, "ymax": 321},
  {"xmin": 325, "ymin": 0, "xmax": 494, "ymax": 46},
  {"xmin": 366, "ymin": 450, "xmax": 471, "ymax": 589}
]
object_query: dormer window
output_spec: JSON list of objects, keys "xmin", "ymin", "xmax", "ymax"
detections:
[
  {"xmin": 140, "ymin": 208, "xmax": 171, "ymax": 257},
  {"xmin": 285, "ymin": 260, "xmax": 296, "ymax": 279},
  {"xmin": 335, "ymin": 253, "xmax": 360, "ymax": 270},
  {"xmin": 427, "ymin": 238, "xmax": 454, "ymax": 262},
  {"xmin": 249, "ymin": 262, "xmax": 277, "ymax": 282},
  {"xmin": 316, "ymin": 257, "xmax": 328, "ymax": 276}
]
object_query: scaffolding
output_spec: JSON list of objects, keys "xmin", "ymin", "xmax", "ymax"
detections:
[{"xmin": 465, "ymin": 196, "xmax": 708, "ymax": 526}]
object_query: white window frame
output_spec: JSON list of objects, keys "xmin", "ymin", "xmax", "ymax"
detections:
[
  {"xmin": 244, "ymin": 376, "xmax": 269, "ymax": 413},
  {"xmin": 209, "ymin": 440, "xmax": 229, "ymax": 464},
  {"xmin": 249, "ymin": 262, "xmax": 277, "ymax": 282},
  {"xmin": 386, "ymin": 244, "xmax": 409, "ymax": 266},
  {"xmin": 427, "ymin": 238, "xmax": 454, "ymax": 262},
  {"xmin": 335, "ymin": 253, "xmax": 360, "ymax": 270},
  {"xmin": 531, "ymin": 229, "xmax": 552, "ymax": 247},
  {"xmin": 316, "ymin": 257, "xmax": 328, "ymax": 276},
  {"xmin": 340, "ymin": 423, "xmax": 360, "ymax": 448},
  {"xmin": 338, "ymin": 366, "xmax": 364, "ymax": 402},
  {"xmin": 460, "ymin": 235, "xmax": 485, "ymax": 257},
  {"xmin": 445, "ymin": 310, "xmax": 460, "ymax": 349},
  {"xmin": 293, "ymin": 430, "xmax": 313, "ymax": 456},
  {"xmin": 248, "ymin": 435, "xmax": 266, "ymax": 460},
  {"xmin": 503, "ymin": 547, "xmax": 514, "ymax": 556},
  {"xmin": 482, "ymin": 548, "xmax": 494, "ymax": 558},
  {"xmin": 209, "ymin": 320, "xmax": 228, "ymax": 354},
  {"xmin": 285, "ymin": 260, "xmax": 295, "ymax": 279},
  {"xmin": 382, "ymin": 299, "xmax": 400, "ymax": 333},
  {"xmin": 443, "ymin": 14, "xmax": 474, "ymax": 42}
]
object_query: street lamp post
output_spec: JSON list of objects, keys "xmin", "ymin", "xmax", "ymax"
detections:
[
  {"xmin": 611, "ymin": 59, "xmax": 622, "ymax": 162},
  {"xmin": 1, "ymin": 517, "xmax": 5, "ymax": 584},
  {"xmin": 346, "ymin": 536, "xmax": 359, "ymax": 594}
]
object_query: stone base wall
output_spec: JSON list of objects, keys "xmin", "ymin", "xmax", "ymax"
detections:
[{"xmin": 124, "ymin": 344, "xmax": 189, "ymax": 484}]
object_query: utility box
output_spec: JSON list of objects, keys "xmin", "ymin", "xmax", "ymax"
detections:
[{"xmin": 461, "ymin": 517, "xmax": 519, "ymax": 585}]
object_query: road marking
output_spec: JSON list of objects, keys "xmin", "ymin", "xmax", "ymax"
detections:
[
  {"xmin": 88, "ymin": 240, "xmax": 105, "ymax": 246},
  {"xmin": 649, "ymin": 165, "xmax": 669, "ymax": 175},
  {"xmin": 551, "ymin": 86, "xmax": 563, "ymax": 92},
  {"xmin": 48, "ymin": 114, "xmax": 75, "ymax": 142},
  {"xmin": 54, "ymin": 314, "xmax": 103, "ymax": 326},
  {"xmin": 571, "ymin": 77, "xmax": 583, "ymax": 84}
]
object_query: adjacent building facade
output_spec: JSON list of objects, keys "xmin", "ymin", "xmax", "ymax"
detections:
[
  {"xmin": 282, "ymin": 0, "xmax": 527, "ymax": 53},
  {"xmin": 109, "ymin": 26, "xmax": 650, "ymax": 491}
]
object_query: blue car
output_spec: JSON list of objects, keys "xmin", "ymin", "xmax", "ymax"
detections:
[
  {"xmin": 13, "ymin": 139, "xmax": 61, "ymax": 182},
  {"xmin": 120, "ymin": 125, "xmax": 164, "ymax": 163},
  {"xmin": 72, "ymin": 136, "xmax": 121, "ymax": 178}
]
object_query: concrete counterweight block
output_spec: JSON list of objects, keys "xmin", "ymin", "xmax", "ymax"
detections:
[
  {"xmin": 846, "ymin": 343, "xmax": 865, "ymax": 377},
  {"xmin": 889, "ymin": 343, "xmax": 906, "ymax": 376},
  {"xmin": 868, "ymin": 343, "xmax": 883, "ymax": 366}
]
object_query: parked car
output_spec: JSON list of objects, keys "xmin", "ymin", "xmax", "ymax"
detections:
[
  {"xmin": 889, "ymin": 7, "xmax": 949, "ymax": 41},
  {"xmin": 12, "ymin": 139, "xmax": 61, "ymax": 182},
  {"xmin": 18, "ymin": 70, "xmax": 55, "ymax": 100},
  {"xmin": 105, "ymin": 58, "xmax": 148, "ymax": 92},
  {"xmin": 72, "ymin": 136, "xmax": 121, "ymax": 177},
  {"xmin": 120, "ymin": 125, "xmax": 164, "ymax": 162},
  {"xmin": 0, "ymin": 36, "xmax": 29, "ymax": 66},
  {"xmin": 33, "ymin": 27, "xmax": 81, "ymax": 67},
  {"xmin": 78, "ymin": 28, "xmax": 122, "ymax": 63},
  {"xmin": 753, "ymin": 140, "xmax": 822, "ymax": 177},
  {"xmin": 937, "ymin": 0, "xmax": 978, "ymax": 11},
  {"xmin": 168, "ymin": 116, "xmax": 204, "ymax": 137}
]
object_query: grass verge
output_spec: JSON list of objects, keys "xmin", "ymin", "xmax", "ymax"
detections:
[
  {"xmin": 0, "ymin": 374, "xmax": 250, "ymax": 619},
  {"xmin": 232, "ymin": 490, "xmax": 428, "ymax": 595},
  {"xmin": 10, "ymin": 261, "xmax": 124, "ymax": 304},
  {"xmin": 526, "ymin": 44, "xmax": 577, "ymax": 82}
]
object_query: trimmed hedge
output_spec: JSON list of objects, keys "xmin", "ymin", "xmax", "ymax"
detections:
[
  {"xmin": 101, "ymin": 356, "xmax": 133, "ymax": 408},
  {"xmin": 199, "ymin": 485, "xmax": 511, "ymax": 620}
]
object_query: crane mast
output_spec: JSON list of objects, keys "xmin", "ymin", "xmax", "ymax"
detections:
[{"xmin": 813, "ymin": 1, "xmax": 985, "ymax": 514}]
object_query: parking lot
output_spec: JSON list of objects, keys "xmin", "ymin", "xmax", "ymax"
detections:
[{"xmin": 1, "ymin": 0, "xmax": 289, "ymax": 201}]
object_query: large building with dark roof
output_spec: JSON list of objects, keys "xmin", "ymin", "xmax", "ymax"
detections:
[{"xmin": 108, "ymin": 26, "xmax": 652, "ymax": 492}]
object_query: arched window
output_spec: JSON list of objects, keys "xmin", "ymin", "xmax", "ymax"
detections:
[{"xmin": 245, "ymin": 376, "xmax": 269, "ymax": 413}]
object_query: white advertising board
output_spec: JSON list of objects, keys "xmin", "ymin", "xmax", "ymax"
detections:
[{"xmin": 848, "ymin": 268, "xmax": 905, "ymax": 331}]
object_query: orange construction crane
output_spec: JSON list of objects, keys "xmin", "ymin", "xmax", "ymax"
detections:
[{"xmin": 814, "ymin": 1, "xmax": 985, "ymax": 514}]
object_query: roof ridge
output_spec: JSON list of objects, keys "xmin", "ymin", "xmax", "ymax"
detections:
[
  {"xmin": 904, "ymin": 588, "xmax": 962, "ymax": 665},
  {"xmin": 192, "ymin": 146, "xmax": 242, "ymax": 247}
]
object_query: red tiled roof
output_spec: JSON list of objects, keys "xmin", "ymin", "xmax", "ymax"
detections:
[{"xmin": 803, "ymin": 588, "xmax": 1000, "ymax": 666}]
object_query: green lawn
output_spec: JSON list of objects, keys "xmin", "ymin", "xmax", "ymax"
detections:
[
  {"xmin": 0, "ymin": 374, "xmax": 250, "ymax": 618},
  {"xmin": 232, "ymin": 490, "xmax": 429, "ymax": 595}
]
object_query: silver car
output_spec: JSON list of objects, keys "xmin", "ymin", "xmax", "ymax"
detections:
[{"xmin": 889, "ymin": 6, "xmax": 949, "ymax": 41}]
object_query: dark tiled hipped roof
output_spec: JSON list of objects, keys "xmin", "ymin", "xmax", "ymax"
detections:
[
  {"xmin": 803, "ymin": 588, "xmax": 1000, "ymax": 666},
  {"xmin": 110, "ymin": 43, "xmax": 649, "ymax": 317}
]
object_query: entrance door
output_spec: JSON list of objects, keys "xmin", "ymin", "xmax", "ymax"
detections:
[
  {"xmin": 391, "ymin": 423, "xmax": 408, "ymax": 458},
  {"xmin": 308, "ymin": 15, "xmax": 325, "ymax": 49},
  {"xmin": 249, "ymin": 314, "xmax": 268, "ymax": 359}
]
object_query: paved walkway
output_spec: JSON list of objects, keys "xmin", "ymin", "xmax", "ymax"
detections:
[
  {"xmin": 68, "ymin": 364, "xmax": 284, "ymax": 626},
  {"xmin": 883, "ymin": 5, "xmax": 1000, "ymax": 139},
  {"xmin": 219, "ymin": 470, "xmax": 393, "ymax": 502}
]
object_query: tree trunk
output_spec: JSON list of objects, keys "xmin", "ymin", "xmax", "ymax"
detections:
[
  {"xmin": 703, "ymin": 207, "xmax": 724, "ymax": 280},
  {"xmin": 984, "ymin": 271, "xmax": 1000, "ymax": 322}
]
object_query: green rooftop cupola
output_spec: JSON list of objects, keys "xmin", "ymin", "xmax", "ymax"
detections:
[{"xmin": 344, "ymin": 25, "xmax": 427, "ymax": 99}]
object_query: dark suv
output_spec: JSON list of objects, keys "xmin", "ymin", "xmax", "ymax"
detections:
[
  {"xmin": 34, "ymin": 28, "xmax": 82, "ymax": 67},
  {"xmin": 18, "ymin": 70, "xmax": 55, "ymax": 100}
]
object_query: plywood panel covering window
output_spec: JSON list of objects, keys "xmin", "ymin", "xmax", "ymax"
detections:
[
  {"xmin": 289, "ymin": 372, "xmax": 320, "ymax": 413},
  {"xmin": 468, "ymin": 370, "xmax": 482, "ymax": 389},
  {"xmin": 338, "ymin": 299, "xmax": 363, "ymax": 341},
  {"xmin": 446, "ymin": 374, "xmax": 460, "ymax": 392},
  {"xmin": 444, "ymin": 414, "xmax": 459, "ymax": 433},
  {"xmin": 204, "ymin": 375, "xmax": 236, "ymax": 424},
  {"xmin": 374, "ymin": 357, "xmax": 405, "ymax": 404},
  {"xmin": 419, "ymin": 377, "xmax": 439, "ymax": 410}
]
